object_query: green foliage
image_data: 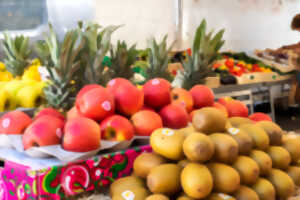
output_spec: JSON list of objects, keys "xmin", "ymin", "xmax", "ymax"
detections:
[{"xmin": 182, "ymin": 19, "xmax": 225, "ymax": 90}]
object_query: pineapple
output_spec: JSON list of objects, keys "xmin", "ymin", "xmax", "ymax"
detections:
[
  {"xmin": 181, "ymin": 19, "xmax": 225, "ymax": 90},
  {"xmin": 146, "ymin": 35, "xmax": 174, "ymax": 82},
  {"xmin": 109, "ymin": 40, "xmax": 138, "ymax": 80},
  {"xmin": 2, "ymin": 32, "xmax": 32, "ymax": 77},
  {"xmin": 35, "ymin": 24, "xmax": 85, "ymax": 110},
  {"xmin": 79, "ymin": 22, "xmax": 120, "ymax": 85}
]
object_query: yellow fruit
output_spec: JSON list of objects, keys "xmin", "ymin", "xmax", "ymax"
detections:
[
  {"xmin": 181, "ymin": 163, "xmax": 213, "ymax": 199},
  {"xmin": 0, "ymin": 71, "xmax": 13, "ymax": 82},
  {"xmin": 176, "ymin": 195, "xmax": 194, "ymax": 200},
  {"xmin": 267, "ymin": 169, "xmax": 295, "ymax": 199},
  {"xmin": 147, "ymin": 164, "xmax": 181, "ymax": 195},
  {"xmin": 112, "ymin": 187, "xmax": 149, "ymax": 200},
  {"xmin": 228, "ymin": 117, "xmax": 253, "ymax": 128},
  {"xmin": 4, "ymin": 80, "xmax": 25, "ymax": 110},
  {"xmin": 206, "ymin": 193, "xmax": 236, "ymax": 200},
  {"xmin": 249, "ymin": 150, "xmax": 272, "ymax": 176},
  {"xmin": 178, "ymin": 125, "xmax": 195, "ymax": 138},
  {"xmin": 150, "ymin": 128, "xmax": 185, "ymax": 160},
  {"xmin": 256, "ymin": 121, "xmax": 283, "ymax": 145},
  {"xmin": 16, "ymin": 85, "xmax": 43, "ymax": 108},
  {"xmin": 133, "ymin": 153, "xmax": 167, "ymax": 179},
  {"xmin": 226, "ymin": 127, "xmax": 253, "ymax": 155},
  {"xmin": 286, "ymin": 166, "xmax": 300, "ymax": 186},
  {"xmin": 183, "ymin": 133, "xmax": 215, "ymax": 162},
  {"xmin": 146, "ymin": 194, "xmax": 169, "ymax": 200},
  {"xmin": 233, "ymin": 185, "xmax": 259, "ymax": 200},
  {"xmin": 0, "ymin": 89, "xmax": 9, "ymax": 112},
  {"xmin": 22, "ymin": 65, "xmax": 41, "ymax": 82},
  {"xmin": 267, "ymin": 146, "xmax": 291, "ymax": 170},
  {"xmin": 232, "ymin": 156, "xmax": 260, "ymax": 185},
  {"xmin": 209, "ymin": 133, "xmax": 239, "ymax": 164},
  {"xmin": 178, "ymin": 159, "xmax": 190, "ymax": 170},
  {"xmin": 251, "ymin": 178, "xmax": 275, "ymax": 200},
  {"xmin": 239, "ymin": 124, "xmax": 270, "ymax": 150},
  {"xmin": 282, "ymin": 135, "xmax": 300, "ymax": 163},
  {"xmin": 110, "ymin": 176, "xmax": 145, "ymax": 196},
  {"xmin": 207, "ymin": 163, "xmax": 240, "ymax": 194},
  {"xmin": 0, "ymin": 62, "xmax": 5, "ymax": 71}
]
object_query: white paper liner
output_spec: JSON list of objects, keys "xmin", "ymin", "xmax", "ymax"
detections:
[{"xmin": 0, "ymin": 134, "xmax": 148, "ymax": 163}]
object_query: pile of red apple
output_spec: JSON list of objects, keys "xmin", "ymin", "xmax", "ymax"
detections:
[{"xmin": 0, "ymin": 78, "xmax": 272, "ymax": 153}]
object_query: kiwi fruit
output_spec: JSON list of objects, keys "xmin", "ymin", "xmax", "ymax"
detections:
[
  {"xmin": 239, "ymin": 124, "xmax": 270, "ymax": 150},
  {"xmin": 147, "ymin": 164, "xmax": 181, "ymax": 195},
  {"xmin": 207, "ymin": 163, "xmax": 240, "ymax": 194},
  {"xmin": 146, "ymin": 194, "xmax": 170, "ymax": 200},
  {"xmin": 192, "ymin": 107, "xmax": 227, "ymax": 134},
  {"xmin": 228, "ymin": 117, "xmax": 253, "ymax": 127},
  {"xmin": 178, "ymin": 159, "xmax": 190, "ymax": 170},
  {"xmin": 232, "ymin": 156, "xmax": 259, "ymax": 185},
  {"xmin": 179, "ymin": 125, "xmax": 196, "ymax": 138},
  {"xmin": 209, "ymin": 133, "xmax": 239, "ymax": 164},
  {"xmin": 226, "ymin": 120, "xmax": 233, "ymax": 129},
  {"xmin": 267, "ymin": 146, "xmax": 291, "ymax": 170},
  {"xmin": 249, "ymin": 150, "xmax": 272, "ymax": 176},
  {"xmin": 251, "ymin": 178, "xmax": 275, "ymax": 200},
  {"xmin": 287, "ymin": 166, "xmax": 300, "ymax": 186},
  {"xmin": 150, "ymin": 128, "xmax": 185, "ymax": 160},
  {"xmin": 282, "ymin": 135, "xmax": 300, "ymax": 163},
  {"xmin": 205, "ymin": 193, "xmax": 236, "ymax": 200},
  {"xmin": 226, "ymin": 127, "xmax": 253, "ymax": 155},
  {"xmin": 110, "ymin": 176, "xmax": 145, "ymax": 196},
  {"xmin": 183, "ymin": 133, "xmax": 215, "ymax": 162},
  {"xmin": 233, "ymin": 185, "xmax": 259, "ymax": 200},
  {"xmin": 112, "ymin": 187, "xmax": 149, "ymax": 200},
  {"xmin": 256, "ymin": 121, "xmax": 283, "ymax": 145},
  {"xmin": 133, "ymin": 152, "xmax": 167, "ymax": 179},
  {"xmin": 176, "ymin": 194, "xmax": 194, "ymax": 200},
  {"xmin": 181, "ymin": 163, "xmax": 213, "ymax": 199},
  {"xmin": 267, "ymin": 168, "xmax": 295, "ymax": 199}
]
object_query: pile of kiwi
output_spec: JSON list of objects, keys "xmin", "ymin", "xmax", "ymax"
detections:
[{"xmin": 110, "ymin": 107, "xmax": 300, "ymax": 200}]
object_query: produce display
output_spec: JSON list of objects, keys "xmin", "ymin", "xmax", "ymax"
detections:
[{"xmin": 111, "ymin": 108, "xmax": 300, "ymax": 200}]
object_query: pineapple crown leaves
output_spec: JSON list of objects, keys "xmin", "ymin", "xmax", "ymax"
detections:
[
  {"xmin": 2, "ymin": 32, "xmax": 32, "ymax": 77},
  {"xmin": 109, "ymin": 40, "xmax": 138, "ymax": 80},
  {"xmin": 80, "ymin": 22, "xmax": 121, "ymax": 85},
  {"xmin": 146, "ymin": 35, "xmax": 174, "ymax": 82},
  {"xmin": 182, "ymin": 19, "xmax": 225, "ymax": 89},
  {"xmin": 37, "ymin": 23, "xmax": 85, "ymax": 109}
]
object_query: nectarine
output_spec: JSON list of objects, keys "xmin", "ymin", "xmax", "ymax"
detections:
[
  {"xmin": 190, "ymin": 85, "xmax": 214, "ymax": 108},
  {"xmin": 225, "ymin": 100, "xmax": 249, "ymax": 117},
  {"xmin": 0, "ymin": 111, "xmax": 32, "ymax": 134},
  {"xmin": 249, "ymin": 112, "xmax": 272, "ymax": 122},
  {"xmin": 159, "ymin": 104, "xmax": 189, "ymax": 129},
  {"xmin": 171, "ymin": 88, "xmax": 194, "ymax": 112},
  {"xmin": 35, "ymin": 107, "xmax": 65, "ymax": 121}
]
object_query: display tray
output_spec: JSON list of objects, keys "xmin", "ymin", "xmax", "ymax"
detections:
[
  {"xmin": 0, "ymin": 143, "xmax": 152, "ymax": 200},
  {"xmin": 235, "ymin": 72, "xmax": 294, "ymax": 85}
]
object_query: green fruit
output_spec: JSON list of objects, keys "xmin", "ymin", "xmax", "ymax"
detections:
[
  {"xmin": 147, "ymin": 164, "xmax": 181, "ymax": 195},
  {"xmin": 183, "ymin": 133, "xmax": 215, "ymax": 162},
  {"xmin": 110, "ymin": 176, "xmax": 145, "ymax": 196},
  {"xmin": 267, "ymin": 169, "xmax": 295, "ymax": 199},
  {"xmin": 205, "ymin": 193, "xmax": 236, "ymax": 200},
  {"xmin": 228, "ymin": 117, "xmax": 253, "ymax": 128},
  {"xmin": 192, "ymin": 107, "xmax": 227, "ymax": 134},
  {"xmin": 146, "ymin": 194, "xmax": 170, "ymax": 200},
  {"xmin": 287, "ymin": 166, "xmax": 300, "ymax": 186},
  {"xmin": 112, "ymin": 187, "xmax": 149, "ymax": 200},
  {"xmin": 282, "ymin": 135, "xmax": 300, "ymax": 163},
  {"xmin": 251, "ymin": 178, "xmax": 275, "ymax": 200},
  {"xmin": 239, "ymin": 124, "xmax": 270, "ymax": 150},
  {"xmin": 232, "ymin": 156, "xmax": 260, "ymax": 185},
  {"xmin": 233, "ymin": 185, "xmax": 259, "ymax": 200},
  {"xmin": 207, "ymin": 163, "xmax": 240, "ymax": 194},
  {"xmin": 256, "ymin": 121, "xmax": 283, "ymax": 145},
  {"xmin": 226, "ymin": 127, "xmax": 253, "ymax": 155},
  {"xmin": 209, "ymin": 133, "xmax": 239, "ymax": 164},
  {"xmin": 249, "ymin": 150, "xmax": 272, "ymax": 176},
  {"xmin": 267, "ymin": 146, "xmax": 291, "ymax": 170},
  {"xmin": 133, "ymin": 153, "xmax": 167, "ymax": 179},
  {"xmin": 150, "ymin": 128, "xmax": 185, "ymax": 160},
  {"xmin": 181, "ymin": 163, "xmax": 213, "ymax": 199}
]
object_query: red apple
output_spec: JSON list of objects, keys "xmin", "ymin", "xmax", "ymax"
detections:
[
  {"xmin": 63, "ymin": 117, "xmax": 101, "ymax": 152},
  {"xmin": 66, "ymin": 106, "xmax": 83, "ymax": 120},
  {"xmin": 76, "ymin": 87, "xmax": 115, "ymax": 121},
  {"xmin": 213, "ymin": 102, "xmax": 228, "ymax": 117},
  {"xmin": 76, "ymin": 84, "xmax": 104, "ymax": 100},
  {"xmin": 190, "ymin": 85, "xmax": 214, "ymax": 109},
  {"xmin": 171, "ymin": 88, "xmax": 194, "ymax": 112},
  {"xmin": 0, "ymin": 111, "xmax": 32, "ymax": 134},
  {"xmin": 131, "ymin": 110, "xmax": 163, "ymax": 136},
  {"xmin": 22, "ymin": 115, "xmax": 65, "ymax": 150},
  {"xmin": 143, "ymin": 78, "xmax": 171, "ymax": 109},
  {"xmin": 100, "ymin": 115, "xmax": 134, "ymax": 141},
  {"xmin": 159, "ymin": 104, "xmax": 189, "ymax": 129},
  {"xmin": 35, "ymin": 107, "xmax": 65, "ymax": 121},
  {"xmin": 249, "ymin": 113, "xmax": 272, "ymax": 122},
  {"xmin": 106, "ymin": 78, "xmax": 132, "ymax": 93},
  {"xmin": 112, "ymin": 83, "xmax": 144, "ymax": 116},
  {"xmin": 225, "ymin": 100, "xmax": 249, "ymax": 117}
]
